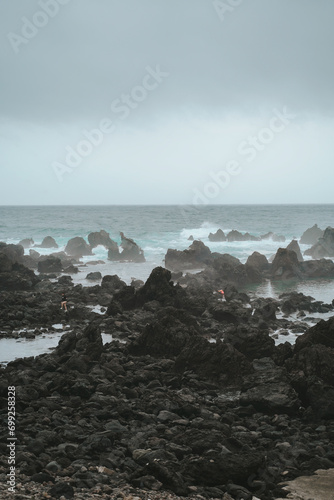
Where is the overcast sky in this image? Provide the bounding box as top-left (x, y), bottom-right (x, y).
top-left (1, 0), bottom-right (334, 205)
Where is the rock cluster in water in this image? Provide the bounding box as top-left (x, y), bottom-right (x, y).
top-left (1, 238), bottom-right (334, 499)
top-left (165, 239), bottom-right (334, 285)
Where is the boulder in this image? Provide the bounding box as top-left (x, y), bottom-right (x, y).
top-left (0, 262), bottom-right (39, 290)
top-left (246, 251), bottom-right (269, 271)
top-left (224, 325), bottom-right (275, 360)
top-left (175, 337), bottom-right (252, 385)
top-left (86, 271), bottom-right (102, 281)
top-left (211, 253), bottom-right (260, 286)
top-left (304, 227), bottom-right (334, 259)
top-left (65, 237), bottom-right (92, 257)
top-left (299, 258), bottom-right (334, 279)
top-left (88, 230), bottom-right (118, 251)
top-left (29, 249), bottom-right (40, 260)
top-left (0, 252), bottom-right (13, 273)
top-left (240, 358), bottom-right (300, 414)
top-left (208, 229), bottom-right (226, 242)
top-left (18, 238), bottom-right (34, 248)
top-left (56, 322), bottom-right (103, 360)
top-left (101, 274), bottom-right (126, 291)
top-left (38, 256), bottom-right (62, 274)
top-left (0, 242), bottom-right (24, 263)
top-left (286, 239), bottom-right (304, 262)
top-left (300, 224), bottom-right (324, 245)
top-left (165, 241), bottom-right (212, 271)
top-left (36, 236), bottom-right (58, 248)
top-left (119, 232), bottom-right (145, 262)
top-left (136, 267), bottom-right (178, 307)
top-left (128, 309), bottom-right (200, 358)
top-left (270, 248), bottom-right (302, 280)
top-left (294, 317), bottom-right (334, 352)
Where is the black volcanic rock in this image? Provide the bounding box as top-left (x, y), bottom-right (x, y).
top-left (128, 308), bottom-right (199, 358)
top-left (109, 286), bottom-right (136, 311)
top-left (38, 256), bottom-right (62, 274)
top-left (286, 318), bottom-right (334, 418)
top-left (304, 226), bottom-right (334, 259)
top-left (0, 252), bottom-right (13, 273)
top-left (294, 317), bottom-right (334, 352)
top-left (0, 242), bottom-right (24, 263)
top-left (175, 337), bottom-right (252, 386)
top-left (119, 232), bottom-right (145, 262)
top-left (101, 274), bottom-right (126, 292)
top-left (224, 325), bottom-right (275, 360)
top-left (246, 251), bottom-right (269, 271)
top-left (88, 229), bottom-right (118, 251)
top-left (208, 229), bottom-right (226, 241)
top-left (36, 236), bottom-right (58, 249)
top-left (226, 230), bottom-right (260, 242)
top-left (270, 248), bottom-right (302, 280)
top-left (0, 262), bottom-right (39, 291)
top-left (165, 240), bottom-right (212, 271)
top-left (299, 258), bottom-right (334, 278)
top-left (261, 231), bottom-right (286, 242)
top-left (286, 239), bottom-right (304, 262)
top-left (212, 253), bottom-right (260, 286)
top-left (65, 236), bottom-right (92, 257)
top-left (300, 224), bottom-right (324, 245)
top-left (240, 358), bottom-right (300, 414)
top-left (86, 271), bottom-right (102, 281)
top-left (136, 267), bottom-right (179, 307)
top-left (19, 238), bottom-right (34, 248)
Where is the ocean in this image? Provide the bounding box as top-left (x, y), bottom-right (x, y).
top-left (1, 204), bottom-right (334, 363)
top-left (1, 204), bottom-right (334, 302)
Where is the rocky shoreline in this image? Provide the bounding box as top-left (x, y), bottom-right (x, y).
top-left (1, 237), bottom-right (334, 499)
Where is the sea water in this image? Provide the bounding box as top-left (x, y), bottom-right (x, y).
top-left (0, 204), bottom-right (333, 297)
top-left (0, 204), bottom-right (333, 363)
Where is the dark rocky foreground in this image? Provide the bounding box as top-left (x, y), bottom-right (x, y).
top-left (1, 239), bottom-right (334, 499)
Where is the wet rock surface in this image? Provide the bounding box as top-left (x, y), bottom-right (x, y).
top-left (1, 253), bottom-right (334, 499)
top-left (305, 226), bottom-right (334, 259)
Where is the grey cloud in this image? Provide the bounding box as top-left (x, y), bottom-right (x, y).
top-left (1, 0), bottom-right (334, 124)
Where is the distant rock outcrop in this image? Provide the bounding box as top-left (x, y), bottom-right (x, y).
top-left (261, 232), bottom-right (286, 242)
top-left (165, 240), bottom-right (212, 271)
top-left (300, 224), bottom-right (324, 245)
top-left (36, 236), bottom-right (58, 249)
top-left (270, 247), bottom-right (334, 280)
top-left (119, 232), bottom-right (145, 262)
top-left (286, 239), bottom-right (304, 262)
top-left (208, 229), bottom-right (226, 242)
top-left (88, 230), bottom-right (118, 252)
top-left (18, 238), bottom-right (34, 248)
top-left (304, 227), bottom-right (334, 259)
top-left (65, 237), bottom-right (92, 257)
top-left (86, 271), bottom-right (102, 281)
top-left (226, 230), bottom-right (260, 242)
top-left (107, 233), bottom-right (145, 262)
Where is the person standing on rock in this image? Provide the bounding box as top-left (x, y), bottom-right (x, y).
top-left (60, 292), bottom-right (68, 312)
top-left (218, 289), bottom-right (225, 301)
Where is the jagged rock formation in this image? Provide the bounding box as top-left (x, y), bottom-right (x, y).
top-left (304, 227), bottom-right (334, 259)
top-left (300, 224), bottom-right (324, 245)
top-left (286, 239), bottom-right (304, 262)
top-left (208, 229), bottom-right (226, 241)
